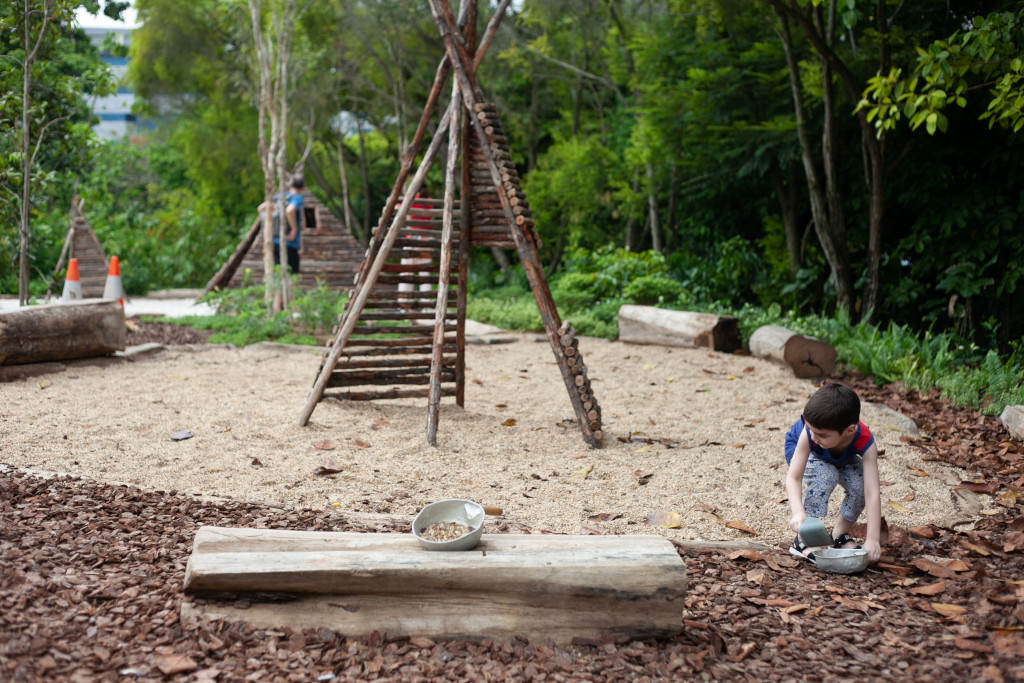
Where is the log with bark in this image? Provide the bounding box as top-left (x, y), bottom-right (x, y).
top-left (748, 324), bottom-right (837, 378)
top-left (617, 305), bottom-right (739, 352)
top-left (0, 300), bottom-right (126, 366)
top-left (182, 526), bottom-right (686, 644)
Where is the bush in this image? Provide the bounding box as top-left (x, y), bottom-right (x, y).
top-left (623, 275), bottom-right (685, 305)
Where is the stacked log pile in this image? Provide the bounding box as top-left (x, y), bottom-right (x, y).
top-left (465, 103), bottom-right (539, 251)
top-left (558, 320), bottom-right (602, 443)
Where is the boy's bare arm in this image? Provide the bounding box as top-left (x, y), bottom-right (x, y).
top-left (785, 430), bottom-right (811, 533)
top-left (285, 204), bottom-right (298, 241)
top-left (861, 444), bottom-right (883, 562)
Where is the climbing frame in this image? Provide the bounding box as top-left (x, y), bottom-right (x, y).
top-left (298, 0), bottom-right (602, 448)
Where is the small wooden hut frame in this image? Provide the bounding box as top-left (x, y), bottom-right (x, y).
top-left (51, 197), bottom-right (109, 298)
top-left (299, 0), bottom-right (602, 448)
top-left (204, 190), bottom-right (365, 294)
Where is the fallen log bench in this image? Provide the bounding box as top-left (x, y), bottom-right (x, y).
top-left (617, 305), bottom-right (739, 352)
top-left (0, 299), bottom-right (125, 366)
top-left (748, 324), bottom-right (837, 378)
top-left (182, 526), bottom-right (687, 644)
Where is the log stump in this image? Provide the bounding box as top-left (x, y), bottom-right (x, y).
top-left (617, 305), bottom-right (739, 352)
top-left (182, 526), bottom-right (687, 644)
top-left (748, 324), bottom-right (836, 378)
top-left (0, 300), bottom-right (125, 366)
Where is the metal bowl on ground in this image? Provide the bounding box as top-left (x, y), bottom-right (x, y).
top-left (413, 499), bottom-right (485, 551)
top-left (815, 547), bottom-right (870, 574)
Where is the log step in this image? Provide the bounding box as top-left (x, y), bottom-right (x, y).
top-left (182, 527), bottom-right (687, 644)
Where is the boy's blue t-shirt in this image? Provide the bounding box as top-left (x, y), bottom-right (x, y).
top-left (784, 417), bottom-right (874, 466)
top-left (271, 191), bottom-right (303, 249)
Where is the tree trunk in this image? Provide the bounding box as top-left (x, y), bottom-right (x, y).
top-left (772, 5), bottom-right (854, 314)
top-left (358, 123), bottom-right (372, 238)
top-left (337, 139), bottom-right (359, 243)
top-left (617, 305), bottom-right (740, 352)
top-left (770, 159), bottom-right (802, 276)
top-left (646, 161), bottom-right (661, 253)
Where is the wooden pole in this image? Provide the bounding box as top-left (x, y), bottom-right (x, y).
top-left (427, 84), bottom-right (462, 446)
top-left (355, 2), bottom-right (471, 286)
top-left (456, 0), bottom-right (478, 409)
top-left (298, 99), bottom-right (457, 427)
top-left (427, 0), bottom-right (600, 447)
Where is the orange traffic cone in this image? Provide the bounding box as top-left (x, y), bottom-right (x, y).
top-left (103, 256), bottom-right (124, 306)
top-left (61, 258), bottom-right (82, 301)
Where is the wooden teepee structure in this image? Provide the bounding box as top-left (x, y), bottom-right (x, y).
top-left (299, 0), bottom-right (602, 448)
top-left (51, 196), bottom-right (109, 298)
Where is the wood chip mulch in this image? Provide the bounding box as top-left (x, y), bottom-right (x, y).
top-left (2, 347), bottom-right (1022, 681)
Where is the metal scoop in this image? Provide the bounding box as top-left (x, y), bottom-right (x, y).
top-left (798, 517), bottom-right (833, 548)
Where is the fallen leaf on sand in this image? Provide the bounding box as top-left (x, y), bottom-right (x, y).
top-left (314, 461), bottom-right (342, 476)
top-left (726, 520), bottom-right (756, 535)
top-left (311, 439), bottom-right (337, 451)
top-left (888, 500), bottom-right (909, 512)
top-left (38, 379), bottom-right (51, 389)
top-left (250, 458), bottom-right (263, 468)
top-left (645, 511), bottom-right (681, 529)
top-left (371, 418), bottom-right (390, 430)
top-left (587, 512), bottom-right (622, 523)
top-left (914, 558), bottom-right (958, 578)
top-left (570, 464), bottom-right (593, 479)
top-left (502, 418), bottom-right (517, 426)
top-left (353, 438), bottom-right (371, 448)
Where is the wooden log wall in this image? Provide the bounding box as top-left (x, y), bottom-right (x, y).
top-left (227, 192), bottom-right (366, 292)
top-left (464, 104), bottom-right (540, 251)
top-left (318, 196), bottom-right (463, 404)
top-left (69, 218), bottom-right (109, 298)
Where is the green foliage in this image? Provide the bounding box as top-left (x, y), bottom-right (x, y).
top-left (622, 275), bottom-right (684, 305)
top-left (187, 269), bottom-right (348, 346)
top-left (937, 350), bottom-right (1024, 415)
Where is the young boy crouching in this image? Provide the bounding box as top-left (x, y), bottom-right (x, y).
top-left (785, 382), bottom-right (883, 563)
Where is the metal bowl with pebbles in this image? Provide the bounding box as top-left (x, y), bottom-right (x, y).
top-left (413, 499), bottom-right (485, 551)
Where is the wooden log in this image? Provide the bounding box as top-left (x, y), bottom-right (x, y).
top-left (617, 305), bottom-right (739, 352)
top-left (0, 300), bottom-right (125, 366)
top-left (327, 371), bottom-right (455, 388)
top-left (335, 356), bottom-right (455, 370)
top-left (748, 324), bottom-right (837, 378)
top-left (324, 387), bottom-right (454, 401)
top-left (182, 527), bottom-right (687, 644)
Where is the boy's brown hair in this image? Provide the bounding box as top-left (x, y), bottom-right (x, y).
top-left (803, 382), bottom-right (860, 433)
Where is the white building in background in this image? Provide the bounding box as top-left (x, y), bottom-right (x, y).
top-left (76, 7), bottom-right (141, 140)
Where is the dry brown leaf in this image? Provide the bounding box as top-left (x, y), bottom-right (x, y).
top-left (910, 580), bottom-right (947, 596)
top-left (954, 637), bottom-right (993, 654)
top-left (311, 439), bottom-right (337, 451)
top-left (156, 653), bottom-right (198, 676)
top-left (908, 525), bottom-right (936, 539)
top-left (502, 418), bottom-right (517, 426)
top-left (903, 491), bottom-right (916, 502)
top-left (783, 604), bottom-right (811, 614)
top-left (914, 558), bottom-right (958, 578)
top-left (745, 569), bottom-right (772, 587)
top-left (483, 506), bottom-right (503, 516)
top-left (586, 512), bottom-right (622, 523)
top-left (726, 549), bottom-right (764, 562)
top-left (833, 595), bottom-right (871, 613)
top-left (931, 603), bottom-right (968, 618)
top-left (888, 500), bottom-right (909, 513)
top-left (313, 461), bottom-right (342, 476)
top-left (723, 443), bottom-right (746, 449)
top-left (907, 466), bottom-right (930, 477)
top-left (726, 519), bottom-right (756, 535)
top-left (645, 511), bottom-right (681, 529)
top-left (878, 562), bottom-right (915, 577)
top-left (370, 418), bottom-right (390, 430)
top-left (353, 438), bottom-right (371, 448)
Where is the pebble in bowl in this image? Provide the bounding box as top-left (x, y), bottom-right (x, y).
top-left (815, 547), bottom-right (870, 574)
top-left (413, 499), bottom-right (485, 551)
